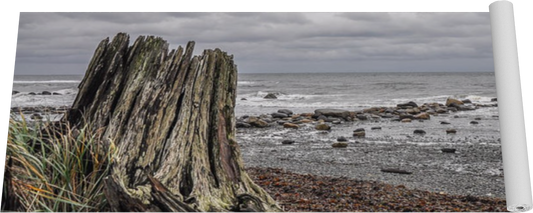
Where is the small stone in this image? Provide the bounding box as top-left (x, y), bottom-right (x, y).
top-left (440, 121), bottom-right (451, 125)
top-left (337, 136), bottom-right (348, 142)
top-left (278, 109), bottom-right (293, 116)
top-left (241, 98), bottom-right (247, 100)
top-left (413, 112), bottom-right (430, 120)
top-left (315, 123), bottom-right (331, 131)
top-left (397, 101), bottom-right (418, 109)
top-left (441, 148), bottom-right (457, 153)
top-left (331, 142), bottom-right (348, 148)
top-left (300, 119), bottom-right (313, 123)
top-left (52, 92), bottom-right (62, 95)
top-left (446, 129), bottom-right (457, 134)
top-left (283, 123), bottom-right (299, 129)
top-left (413, 129), bottom-right (426, 135)
top-left (12, 91), bottom-right (20, 95)
top-left (353, 131), bottom-right (365, 138)
top-left (281, 140), bottom-right (295, 145)
top-left (401, 118), bottom-right (412, 123)
top-left (470, 121), bottom-right (479, 125)
top-left (371, 127), bottom-right (382, 130)
top-left (474, 117), bottom-right (482, 120)
top-left (42, 91), bottom-right (52, 95)
top-left (271, 112), bottom-right (288, 118)
top-left (29, 92), bottom-right (36, 95)
top-left (491, 98), bottom-right (498, 102)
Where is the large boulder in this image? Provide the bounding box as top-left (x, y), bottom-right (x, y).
top-left (264, 93), bottom-right (278, 99)
top-left (445, 98), bottom-right (463, 107)
top-left (271, 112), bottom-right (288, 118)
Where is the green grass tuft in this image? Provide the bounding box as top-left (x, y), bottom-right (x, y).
top-left (3, 116), bottom-right (116, 212)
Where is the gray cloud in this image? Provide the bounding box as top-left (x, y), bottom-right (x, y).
top-left (14, 12), bottom-right (493, 75)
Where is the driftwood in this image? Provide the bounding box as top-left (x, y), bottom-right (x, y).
top-left (62, 33), bottom-right (281, 212)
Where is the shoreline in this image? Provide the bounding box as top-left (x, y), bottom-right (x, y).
top-left (9, 98), bottom-right (505, 201)
top-left (246, 167), bottom-right (506, 212)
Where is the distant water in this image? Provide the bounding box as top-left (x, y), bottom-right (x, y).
top-left (235, 72), bottom-right (497, 116)
top-left (11, 72), bottom-right (497, 115)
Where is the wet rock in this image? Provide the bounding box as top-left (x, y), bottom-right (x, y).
top-left (314, 109), bottom-right (351, 119)
top-left (283, 123), bottom-right (299, 129)
top-left (397, 101), bottom-right (418, 109)
top-left (353, 128), bottom-right (366, 137)
top-left (241, 98), bottom-right (247, 100)
top-left (446, 129), bottom-right (457, 134)
top-left (470, 121), bottom-right (479, 125)
top-left (413, 112), bottom-right (430, 120)
top-left (337, 136), bottom-right (348, 142)
top-left (399, 114), bottom-right (414, 120)
top-left (248, 117), bottom-right (269, 128)
top-left (300, 119), bottom-right (313, 123)
top-left (29, 92), bottom-right (36, 95)
top-left (436, 108), bottom-right (448, 114)
top-left (440, 121), bottom-right (451, 125)
top-left (236, 122), bottom-right (252, 128)
top-left (271, 112), bottom-right (288, 118)
top-left (331, 142), bottom-right (348, 148)
top-left (277, 120), bottom-right (288, 125)
top-left (332, 120), bottom-right (342, 125)
top-left (315, 123), bottom-right (331, 131)
top-left (356, 114), bottom-right (368, 120)
top-left (441, 148), bottom-right (457, 153)
top-left (401, 118), bottom-right (412, 123)
top-left (278, 109), bottom-right (293, 116)
top-left (413, 129), bottom-right (426, 135)
top-left (456, 105), bottom-right (476, 111)
top-left (282, 140), bottom-right (295, 145)
top-left (52, 92), bottom-right (62, 95)
top-left (42, 91), bottom-right (52, 95)
top-left (491, 98), bottom-right (498, 102)
top-left (446, 98), bottom-right (464, 107)
top-left (12, 91), bottom-right (20, 95)
top-left (317, 115), bottom-right (327, 121)
top-left (263, 93), bottom-right (278, 99)
top-left (474, 117), bottom-right (482, 120)
top-left (371, 127), bottom-right (382, 130)
top-left (370, 114), bottom-right (381, 120)
top-left (462, 99), bottom-right (472, 104)
top-left (381, 114), bottom-right (395, 119)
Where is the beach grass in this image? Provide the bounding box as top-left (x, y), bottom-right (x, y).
top-left (3, 116), bottom-right (116, 212)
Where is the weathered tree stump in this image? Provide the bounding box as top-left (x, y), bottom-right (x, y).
top-left (62, 33), bottom-right (281, 212)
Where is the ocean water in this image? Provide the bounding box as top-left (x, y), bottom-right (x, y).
top-left (10, 72), bottom-right (498, 114)
top-left (235, 72), bottom-right (497, 116)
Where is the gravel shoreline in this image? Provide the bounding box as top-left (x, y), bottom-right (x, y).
top-left (236, 101), bottom-right (504, 200)
top-left (246, 167), bottom-right (507, 212)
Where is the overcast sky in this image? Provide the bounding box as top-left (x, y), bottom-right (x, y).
top-left (14, 12), bottom-right (493, 75)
